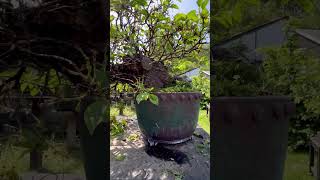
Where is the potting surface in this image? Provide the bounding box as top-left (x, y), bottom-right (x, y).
top-left (110, 117), bottom-right (210, 180)
top-left (20, 172), bottom-right (85, 180)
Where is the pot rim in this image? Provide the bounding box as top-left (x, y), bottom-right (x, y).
top-left (212, 96), bottom-right (293, 102)
top-left (153, 92), bottom-right (202, 95)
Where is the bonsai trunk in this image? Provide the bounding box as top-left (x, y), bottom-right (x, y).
top-left (30, 99), bottom-right (43, 171)
top-left (119, 106), bottom-right (124, 116)
top-left (65, 112), bottom-right (78, 150)
top-left (30, 149), bottom-right (43, 171)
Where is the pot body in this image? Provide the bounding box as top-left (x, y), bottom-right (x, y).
top-left (212, 96), bottom-right (295, 180)
top-left (78, 96), bottom-right (108, 180)
top-left (135, 92), bottom-right (202, 144)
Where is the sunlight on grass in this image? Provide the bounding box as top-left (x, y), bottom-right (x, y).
top-left (110, 105), bottom-right (135, 117)
top-left (0, 140), bottom-right (84, 176)
top-left (284, 151), bottom-right (312, 180)
top-left (198, 110), bottom-right (210, 134)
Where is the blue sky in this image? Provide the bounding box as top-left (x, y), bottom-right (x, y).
top-left (170, 0), bottom-right (210, 15)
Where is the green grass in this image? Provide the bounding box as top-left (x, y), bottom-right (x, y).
top-left (198, 110), bottom-right (210, 134)
top-left (0, 139), bottom-right (84, 176)
top-left (284, 151), bottom-right (312, 180)
top-left (110, 105), bottom-right (135, 117)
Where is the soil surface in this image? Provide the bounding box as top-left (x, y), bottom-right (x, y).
top-left (20, 172), bottom-right (85, 180)
top-left (110, 117), bottom-right (210, 180)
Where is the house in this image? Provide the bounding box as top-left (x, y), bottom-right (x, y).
top-left (294, 29), bottom-right (320, 56)
top-left (178, 68), bottom-right (210, 82)
top-left (212, 16), bottom-right (289, 63)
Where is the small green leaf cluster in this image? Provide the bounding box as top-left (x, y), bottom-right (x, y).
top-left (191, 75), bottom-right (210, 109)
top-left (110, 116), bottom-right (127, 138)
top-left (135, 81), bottom-right (159, 105)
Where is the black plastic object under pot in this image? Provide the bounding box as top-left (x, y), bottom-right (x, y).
top-left (78, 96), bottom-right (108, 180)
top-left (212, 96), bottom-right (295, 180)
top-left (135, 92), bottom-right (202, 145)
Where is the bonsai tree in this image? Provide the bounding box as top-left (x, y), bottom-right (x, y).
top-left (110, 0), bottom-right (209, 88)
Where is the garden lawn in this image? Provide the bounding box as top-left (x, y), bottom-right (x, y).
top-left (0, 140), bottom-right (84, 176)
top-left (198, 110), bottom-right (210, 134)
top-left (284, 151), bottom-right (312, 180)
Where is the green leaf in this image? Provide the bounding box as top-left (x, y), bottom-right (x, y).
top-left (115, 154), bottom-right (126, 161)
top-left (20, 83), bottom-right (28, 93)
top-left (84, 100), bottom-right (107, 135)
top-left (149, 94), bottom-right (159, 105)
top-left (200, 8), bottom-right (209, 19)
top-left (30, 87), bottom-right (39, 96)
top-left (95, 69), bottom-right (108, 88)
top-left (132, 0), bottom-right (147, 6)
top-left (171, 4), bottom-right (179, 9)
top-left (110, 15), bottom-right (115, 21)
top-left (141, 9), bottom-right (148, 16)
top-left (201, 0), bottom-right (209, 9)
top-left (136, 92), bottom-right (149, 104)
top-left (174, 13), bottom-right (186, 21)
top-left (196, 0), bottom-right (203, 7)
top-left (187, 10), bottom-right (198, 21)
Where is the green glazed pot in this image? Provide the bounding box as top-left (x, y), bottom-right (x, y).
top-left (135, 92), bottom-right (202, 145)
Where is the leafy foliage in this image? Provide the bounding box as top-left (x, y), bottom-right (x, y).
top-left (212, 61), bottom-right (263, 96)
top-left (134, 80), bottom-right (159, 105)
top-left (160, 80), bottom-right (194, 93)
top-left (262, 48), bottom-right (320, 150)
top-left (192, 75), bottom-right (210, 109)
top-left (111, 0), bottom-right (209, 63)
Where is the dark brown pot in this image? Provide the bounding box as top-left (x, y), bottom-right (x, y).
top-left (212, 96), bottom-right (295, 180)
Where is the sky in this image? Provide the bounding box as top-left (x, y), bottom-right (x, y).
top-left (170, 0), bottom-right (210, 16)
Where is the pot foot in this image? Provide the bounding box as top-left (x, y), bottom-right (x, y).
top-left (147, 139), bottom-right (158, 146)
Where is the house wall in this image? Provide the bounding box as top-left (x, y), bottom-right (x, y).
top-left (213, 18), bottom-right (288, 62)
top-left (296, 36), bottom-right (320, 57)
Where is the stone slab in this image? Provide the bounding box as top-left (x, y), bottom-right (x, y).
top-left (110, 118), bottom-right (210, 180)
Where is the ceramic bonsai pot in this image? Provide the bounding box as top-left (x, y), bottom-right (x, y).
top-left (212, 96), bottom-right (295, 180)
top-left (135, 92), bottom-right (202, 145)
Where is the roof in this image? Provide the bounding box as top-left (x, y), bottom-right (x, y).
top-left (177, 67), bottom-right (200, 77)
top-left (202, 71), bottom-right (210, 76)
top-left (295, 29), bottom-right (320, 45)
top-left (213, 16), bottom-right (289, 47)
